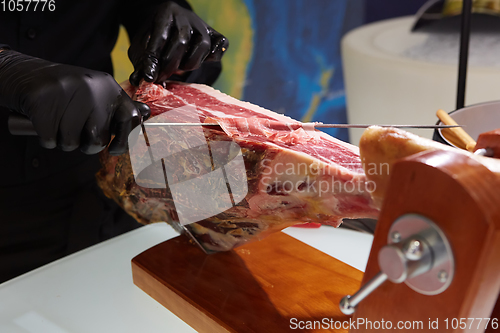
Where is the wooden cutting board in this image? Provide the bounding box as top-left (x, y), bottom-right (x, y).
top-left (132, 232), bottom-right (363, 333)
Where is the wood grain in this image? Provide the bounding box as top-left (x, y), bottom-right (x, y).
top-left (355, 150), bottom-right (500, 332)
top-left (132, 231), bottom-right (363, 333)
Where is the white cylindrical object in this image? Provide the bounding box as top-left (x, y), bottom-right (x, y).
top-left (342, 16), bottom-right (500, 145)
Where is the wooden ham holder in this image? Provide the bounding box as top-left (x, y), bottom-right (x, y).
top-left (132, 149), bottom-right (500, 332)
top-left (355, 150), bottom-right (500, 332)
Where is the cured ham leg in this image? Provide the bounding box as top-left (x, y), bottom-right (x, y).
top-left (97, 82), bottom-right (379, 252)
top-left (360, 126), bottom-right (500, 209)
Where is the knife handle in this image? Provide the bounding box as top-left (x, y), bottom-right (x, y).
top-left (8, 114), bottom-right (37, 136)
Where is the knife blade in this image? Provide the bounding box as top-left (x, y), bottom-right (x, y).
top-left (7, 113), bottom-right (461, 136)
top-left (143, 122), bottom-right (461, 129)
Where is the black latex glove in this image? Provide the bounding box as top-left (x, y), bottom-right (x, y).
top-left (128, 1), bottom-right (228, 86)
top-left (0, 50), bottom-right (151, 155)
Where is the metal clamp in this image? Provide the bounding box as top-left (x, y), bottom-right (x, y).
top-left (340, 214), bottom-right (454, 315)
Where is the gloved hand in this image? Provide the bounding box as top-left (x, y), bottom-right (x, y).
top-left (128, 1), bottom-right (228, 86)
top-left (0, 50), bottom-right (150, 155)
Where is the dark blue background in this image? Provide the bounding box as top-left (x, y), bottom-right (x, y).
top-left (239, 0), bottom-right (428, 142)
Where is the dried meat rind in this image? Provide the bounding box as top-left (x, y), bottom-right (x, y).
top-left (97, 82), bottom-right (379, 252)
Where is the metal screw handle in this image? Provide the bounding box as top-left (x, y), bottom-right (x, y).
top-left (340, 235), bottom-right (431, 315)
top-left (339, 214), bottom-right (454, 315)
top-left (340, 271), bottom-right (388, 315)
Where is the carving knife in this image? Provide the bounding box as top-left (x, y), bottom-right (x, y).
top-left (142, 123), bottom-right (461, 129)
top-left (7, 114), bottom-right (461, 136)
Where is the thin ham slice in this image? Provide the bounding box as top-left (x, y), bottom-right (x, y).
top-left (97, 82), bottom-right (379, 252)
top-left (206, 117), bottom-right (319, 146)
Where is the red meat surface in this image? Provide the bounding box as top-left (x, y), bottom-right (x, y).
top-left (97, 82), bottom-right (379, 252)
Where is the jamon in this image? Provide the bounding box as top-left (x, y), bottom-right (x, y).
top-left (97, 82), bottom-right (379, 252)
top-left (359, 126), bottom-right (500, 209)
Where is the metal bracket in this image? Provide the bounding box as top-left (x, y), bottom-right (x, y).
top-left (388, 214), bottom-right (454, 295)
top-left (340, 213), bottom-right (454, 315)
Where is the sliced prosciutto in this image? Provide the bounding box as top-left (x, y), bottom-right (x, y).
top-left (206, 117), bottom-right (320, 145)
top-left (97, 82), bottom-right (379, 252)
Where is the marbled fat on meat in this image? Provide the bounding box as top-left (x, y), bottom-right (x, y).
top-left (97, 82), bottom-right (379, 252)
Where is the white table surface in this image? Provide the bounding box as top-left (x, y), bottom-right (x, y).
top-left (0, 223), bottom-right (373, 333)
